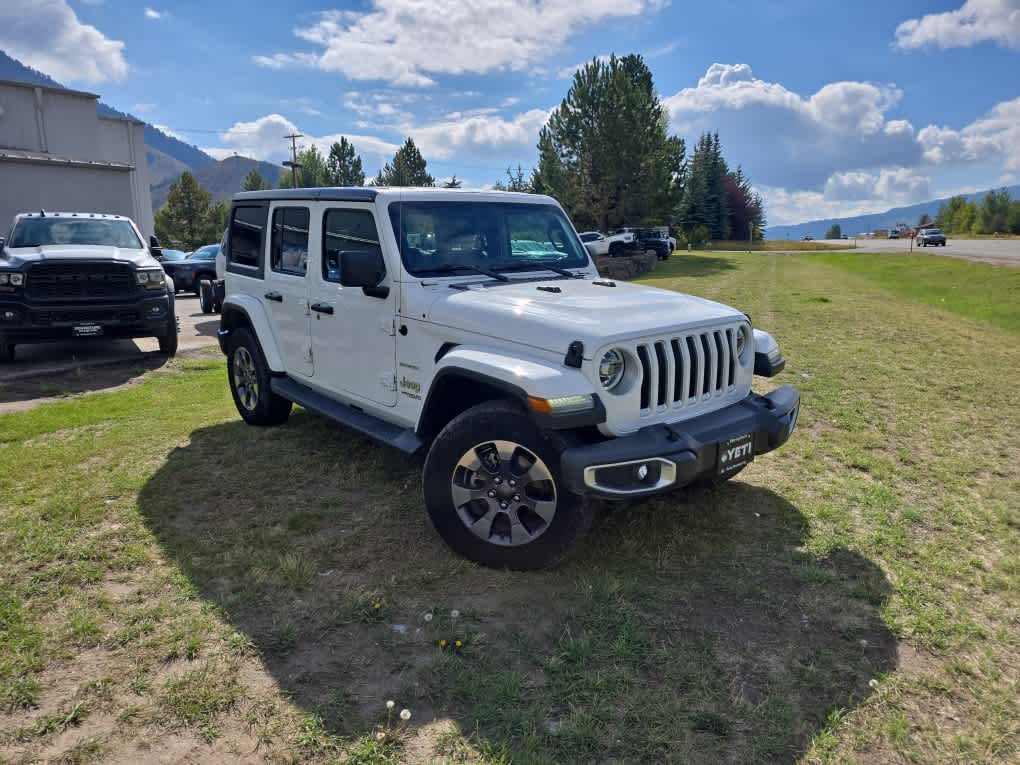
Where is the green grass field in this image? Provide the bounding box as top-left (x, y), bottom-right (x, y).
top-left (1, 252), bottom-right (1018, 763)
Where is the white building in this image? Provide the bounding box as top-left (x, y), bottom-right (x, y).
top-left (0, 79), bottom-right (153, 238)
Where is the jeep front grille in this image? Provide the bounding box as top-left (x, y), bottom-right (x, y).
top-left (635, 328), bottom-right (738, 412)
top-left (26, 263), bottom-right (137, 301)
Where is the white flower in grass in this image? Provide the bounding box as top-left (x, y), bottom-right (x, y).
top-left (400, 708), bottom-right (412, 721)
top-left (386, 699), bottom-right (395, 709)
top-left (424, 612), bottom-right (433, 622)
top-left (450, 609), bottom-right (460, 619)
top-left (376, 731), bottom-right (386, 741)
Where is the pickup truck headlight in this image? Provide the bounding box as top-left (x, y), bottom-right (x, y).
top-left (735, 324), bottom-right (752, 363)
top-left (598, 348), bottom-right (626, 390)
top-left (135, 270), bottom-right (166, 288)
top-left (0, 273), bottom-right (23, 286)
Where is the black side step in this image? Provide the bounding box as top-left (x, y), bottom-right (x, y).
top-left (271, 376), bottom-right (423, 454)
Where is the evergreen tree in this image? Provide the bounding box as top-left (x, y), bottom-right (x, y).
top-left (376, 138), bottom-right (434, 186)
top-left (243, 169), bottom-right (269, 192)
top-left (975, 188), bottom-right (1011, 234)
top-left (153, 172), bottom-right (214, 250)
top-left (825, 223), bottom-right (842, 240)
top-left (443, 175), bottom-right (462, 188)
top-left (534, 54), bottom-right (682, 231)
top-left (326, 138), bottom-right (365, 186)
top-left (917, 212), bottom-right (932, 227)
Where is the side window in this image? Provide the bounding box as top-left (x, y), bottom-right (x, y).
top-left (322, 208), bottom-right (382, 284)
top-left (228, 204), bottom-right (267, 272)
top-left (270, 206), bottom-right (310, 276)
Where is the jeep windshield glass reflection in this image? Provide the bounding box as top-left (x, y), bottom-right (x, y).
top-left (9, 218), bottom-right (143, 249)
top-left (389, 202), bottom-right (589, 277)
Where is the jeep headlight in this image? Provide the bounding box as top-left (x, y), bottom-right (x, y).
top-left (735, 324), bottom-right (752, 363)
top-left (598, 348), bottom-right (626, 390)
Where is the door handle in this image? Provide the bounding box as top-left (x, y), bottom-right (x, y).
top-left (310, 302), bottom-right (334, 315)
top-left (264, 291), bottom-right (283, 302)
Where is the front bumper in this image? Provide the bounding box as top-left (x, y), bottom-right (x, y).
top-left (0, 294), bottom-right (171, 344)
top-left (561, 386), bottom-right (800, 498)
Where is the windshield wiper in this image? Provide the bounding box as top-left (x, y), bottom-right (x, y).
top-left (493, 261), bottom-right (582, 278)
top-left (421, 264), bottom-right (509, 282)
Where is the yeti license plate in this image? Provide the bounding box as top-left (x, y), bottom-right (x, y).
top-left (717, 433), bottom-right (754, 476)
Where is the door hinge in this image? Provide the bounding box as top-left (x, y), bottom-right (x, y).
top-left (381, 374), bottom-right (397, 391)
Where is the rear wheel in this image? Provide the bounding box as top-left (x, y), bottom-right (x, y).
top-left (609, 242), bottom-right (624, 258)
top-left (0, 343), bottom-right (14, 363)
top-left (423, 400), bottom-right (594, 570)
top-left (198, 280), bottom-right (213, 314)
top-left (227, 327), bottom-right (292, 426)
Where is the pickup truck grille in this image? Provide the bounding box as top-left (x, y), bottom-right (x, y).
top-left (26, 263), bottom-right (136, 301)
top-left (635, 328), bottom-right (739, 412)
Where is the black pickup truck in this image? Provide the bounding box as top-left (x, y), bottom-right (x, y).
top-left (0, 212), bottom-right (177, 363)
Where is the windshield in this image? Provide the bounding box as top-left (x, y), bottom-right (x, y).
top-left (925, 228), bottom-right (942, 235)
top-left (9, 218), bottom-right (143, 248)
top-left (160, 249), bottom-right (187, 261)
top-left (389, 202), bottom-right (590, 277)
top-left (189, 245), bottom-right (219, 260)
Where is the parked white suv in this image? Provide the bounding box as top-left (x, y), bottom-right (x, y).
top-left (577, 230), bottom-right (637, 258)
top-left (218, 188), bottom-right (798, 569)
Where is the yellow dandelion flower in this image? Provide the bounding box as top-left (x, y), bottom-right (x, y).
top-left (439, 639), bottom-right (447, 648)
top-left (373, 602), bottom-right (381, 609)
top-left (455, 639), bottom-right (463, 648)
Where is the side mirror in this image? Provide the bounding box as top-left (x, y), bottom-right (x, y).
top-left (149, 235), bottom-right (163, 260)
top-left (339, 249), bottom-right (388, 298)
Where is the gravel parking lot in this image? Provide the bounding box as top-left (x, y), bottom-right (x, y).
top-left (0, 294), bottom-right (219, 383)
top-left (818, 237), bottom-right (1020, 267)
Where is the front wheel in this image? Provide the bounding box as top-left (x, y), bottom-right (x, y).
top-left (198, 280), bottom-right (213, 314)
top-left (157, 300), bottom-right (178, 356)
top-left (423, 400), bottom-right (594, 570)
top-left (608, 243), bottom-right (624, 258)
top-left (227, 327), bottom-right (292, 426)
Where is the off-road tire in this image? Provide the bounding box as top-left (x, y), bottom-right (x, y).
top-left (0, 343), bottom-right (14, 363)
top-left (227, 327), bottom-right (292, 426)
top-left (609, 242), bottom-right (624, 258)
top-left (198, 280), bottom-right (213, 314)
top-left (157, 296), bottom-right (178, 356)
top-left (423, 399), bottom-right (594, 570)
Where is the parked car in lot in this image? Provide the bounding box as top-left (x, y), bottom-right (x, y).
top-left (916, 227), bottom-right (946, 247)
top-left (578, 230), bottom-right (638, 258)
top-left (632, 228), bottom-right (671, 260)
top-left (887, 230), bottom-right (900, 239)
top-left (802, 235), bottom-right (814, 241)
top-left (218, 188), bottom-right (799, 569)
top-left (0, 212), bottom-right (177, 362)
top-left (157, 248), bottom-right (188, 264)
top-left (162, 244), bottom-right (219, 293)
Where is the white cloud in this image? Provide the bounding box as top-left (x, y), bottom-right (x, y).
top-left (919, 97), bottom-right (1020, 170)
top-left (0, 0), bottom-right (127, 84)
top-left (410, 108), bottom-right (550, 160)
top-left (144, 8), bottom-right (164, 20)
top-left (132, 103), bottom-right (156, 113)
top-left (257, 0), bottom-right (663, 86)
top-left (664, 63), bottom-right (921, 190)
top-left (894, 0), bottom-right (1020, 50)
top-left (153, 123), bottom-right (183, 140)
top-left (210, 113), bottom-right (400, 164)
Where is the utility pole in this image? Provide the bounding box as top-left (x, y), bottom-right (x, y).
top-left (283, 133), bottom-right (303, 189)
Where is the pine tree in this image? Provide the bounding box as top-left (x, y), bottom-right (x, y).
top-left (243, 169), bottom-right (269, 192)
top-left (153, 172), bottom-right (214, 250)
top-left (376, 138), bottom-right (434, 186)
top-left (443, 175), bottom-right (462, 188)
top-left (534, 54), bottom-right (682, 231)
top-left (326, 138), bottom-right (365, 186)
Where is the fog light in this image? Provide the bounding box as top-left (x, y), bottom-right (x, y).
top-left (2, 309), bottom-right (17, 322)
top-left (146, 303), bottom-right (165, 317)
top-left (636, 464), bottom-right (649, 480)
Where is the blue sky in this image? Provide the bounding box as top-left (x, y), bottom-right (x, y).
top-left (1, 0), bottom-right (1018, 224)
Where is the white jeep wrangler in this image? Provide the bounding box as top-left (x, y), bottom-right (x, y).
top-left (218, 188), bottom-right (799, 569)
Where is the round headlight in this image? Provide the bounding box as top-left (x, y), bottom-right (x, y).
top-left (598, 348), bottom-right (626, 390)
top-left (736, 324), bottom-right (752, 363)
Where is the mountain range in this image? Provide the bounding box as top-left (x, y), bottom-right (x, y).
top-left (0, 51), bottom-right (284, 208)
top-left (768, 185), bottom-right (1020, 240)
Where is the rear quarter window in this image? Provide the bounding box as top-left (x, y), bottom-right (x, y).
top-left (227, 204), bottom-right (268, 278)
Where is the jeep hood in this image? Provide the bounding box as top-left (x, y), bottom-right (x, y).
top-left (417, 277), bottom-right (745, 357)
top-left (2, 245), bottom-right (155, 269)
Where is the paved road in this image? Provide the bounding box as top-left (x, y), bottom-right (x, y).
top-left (0, 294), bottom-right (219, 382)
top-left (815, 237), bottom-right (1020, 267)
